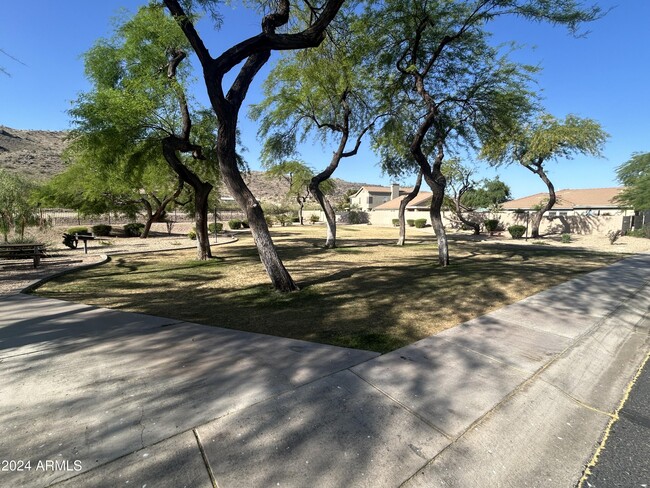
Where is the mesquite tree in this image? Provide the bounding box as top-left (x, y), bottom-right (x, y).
top-left (251, 14), bottom-right (382, 248)
top-left (164, 0), bottom-right (347, 290)
top-left (369, 0), bottom-right (600, 265)
top-left (69, 5), bottom-right (218, 257)
top-left (482, 113), bottom-right (607, 237)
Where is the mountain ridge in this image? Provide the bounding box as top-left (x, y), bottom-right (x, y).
top-left (0, 125), bottom-right (371, 204)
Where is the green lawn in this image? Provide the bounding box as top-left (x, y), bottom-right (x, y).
top-left (35, 226), bottom-right (625, 352)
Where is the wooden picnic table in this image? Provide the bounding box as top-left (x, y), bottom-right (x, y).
top-left (0, 243), bottom-right (48, 268)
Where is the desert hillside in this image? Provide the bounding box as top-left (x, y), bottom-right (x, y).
top-left (0, 125), bottom-right (368, 204)
top-left (0, 126), bottom-right (68, 180)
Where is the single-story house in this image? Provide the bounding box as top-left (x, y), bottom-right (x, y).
top-left (369, 191), bottom-right (437, 226)
top-left (501, 187), bottom-right (629, 216)
top-left (350, 184), bottom-right (415, 211)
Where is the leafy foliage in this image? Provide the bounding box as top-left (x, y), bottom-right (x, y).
top-left (616, 152), bottom-right (650, 210)
top-left (508, 225), bottom-right (526, 239)
top-left (0, 169), bottom-right (39, 241)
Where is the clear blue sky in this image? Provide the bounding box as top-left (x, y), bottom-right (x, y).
top-left (1, 1), bottom-right (648, 199)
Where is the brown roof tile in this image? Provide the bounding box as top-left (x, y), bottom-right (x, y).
top-left (373, 192), bottom-right (433, 210)
top-left (502, 187), bottom-right (625, 210)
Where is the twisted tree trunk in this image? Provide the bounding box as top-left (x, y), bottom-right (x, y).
top-left (526, 162), bottom-right (556, 239)
top-left (397, 170), bottom-right (422, 246)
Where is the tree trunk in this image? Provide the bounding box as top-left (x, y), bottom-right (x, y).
top-left (141, 199), bottom-right (154, 239)
top-left (218, 121), bottom-right (298, 292)
top-left (452, 205), bottom-right (480, 235)
top-left (194, 183), bottom-right (213, 260)
top-left (527, 164), bottom-right (557, 239)
top-left (310, 183), bottom-right (337, 248)
top-left (297, 196), bottom-right (305, 225)
top-left (397, 170), bottom-right (423, 246)
top-left (424, 172), bottom-right (449, 266)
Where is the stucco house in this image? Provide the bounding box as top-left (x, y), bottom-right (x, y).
top-left (369, 191), bottom-right (438, 226)
top-left (501, 188), bottom-right (629, 216)
top-left (349, 184), bottom-right (414, 211)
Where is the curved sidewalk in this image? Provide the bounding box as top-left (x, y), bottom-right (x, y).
top-left (0, 253), bottom-right (648, 487)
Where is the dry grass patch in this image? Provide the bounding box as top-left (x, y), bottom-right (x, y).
top-left (35, 225), bottom-right (626, 352)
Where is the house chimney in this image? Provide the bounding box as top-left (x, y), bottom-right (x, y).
top-left (391, 183), bottom-right (400, 200)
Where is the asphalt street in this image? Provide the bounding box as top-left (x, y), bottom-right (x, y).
top-left (582, 345), bottom-right (650, 488)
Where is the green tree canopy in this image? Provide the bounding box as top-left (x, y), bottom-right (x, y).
top-left (0, 169), bottom-right (39, 241)
top-left (616, 152), bottom-right (650, 210)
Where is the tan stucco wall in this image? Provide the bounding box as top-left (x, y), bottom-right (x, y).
top-left (369, 209), bottom-right (626, 236)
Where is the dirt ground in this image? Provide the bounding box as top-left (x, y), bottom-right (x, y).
top-left (1, 222), bottom-right (648, 297)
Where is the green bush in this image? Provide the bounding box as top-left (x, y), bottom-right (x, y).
top-left (484, 219), bottom-right (499, 233)
top-left (392, 218), bottom-right (400, 227)
top-left (561, 233), bottom-right (571, 243)
top-left (67, 226), bottom-right (90, 236)
top-left (627, 226), bottom-right (650, 239)
top-left (508, 225), bottom-right (526, 239)
top-left (208, 222), bottom-right (223, 233)
top-left (276, 214), bottom-right (290, 226)
top-left (291, 217), bottom-right (300, 223)
top-left (91, 224), bottom-right (112, 236)
top-left (228, 219), bottom-right (242, 230)
top-left (188, 229), bottom-right (197, 240)
top-left (123, 222), bottom-right (145, 237)
top-left (407, 219), bottom-right (415, 227)
top-left (265, 216), bottom-right (274, 227)
top-left (310, 214), bottom-right (320, 223)
top-left (414, 218), bottom-right (427, 228)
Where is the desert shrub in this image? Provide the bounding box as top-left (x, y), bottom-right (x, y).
top-left (228, 219), bottom-right (242, 230)
top-left (123, 222), bottom-right (145, 237)
top-left (292, 217), bottom-right (300, 223)
top-left (67, 226), bottom-right (90, 235)
top-left (508, 225), bottom-right (526, 239)
top-left (208, 223), bottom-right (223, 233)
top-left (484, 219), bottom-right (499, 233)
top-left (392, 218), bottom-right (399, 227)
top-left (188, 229), bottom-right (197, 240)
top-left (407, 219), bottom-right (415, 227)
top-left (561, 233), bottom-right (571, 243)
top-left (627, 226), bottom-right (650, 239)
top-left (414, 218), bottom-right (427, 228)
top-left (91, 224), bottom-right (112, 236)
top-left (8, 236), bottom-right (37, 244)
top-left (276, 214), bottom-right (291, 226)
top-left (310, 214), bottom-right (320, 223)
top-left (265, 216), bottom-right (274, 227)
top-left (607, 229), bottom-right (623, 244)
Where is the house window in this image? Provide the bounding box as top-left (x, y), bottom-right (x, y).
top-left (548, 211), bottom-right (556, 217)
top-left (368, 196), bottom-right (373, 204)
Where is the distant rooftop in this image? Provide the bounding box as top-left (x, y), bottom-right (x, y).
top-left (502, 188), bottom-right (625, 210)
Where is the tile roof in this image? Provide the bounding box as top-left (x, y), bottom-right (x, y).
top-left (373, 192), bottom-right (433, 210)
top-left (502, 187), bottom-right (625, 210)
top-left (353, 185), bottom-right (415, 195)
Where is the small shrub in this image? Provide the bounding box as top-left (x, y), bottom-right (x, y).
top-left (265, 216), bottom-right (274, 227)
top-left (561, 233), bottom-right (572, 243)
top-left (228, 219), bottom-right (242, 230)
top-left (208, 222), bottom-right (223, 233)
top-left (484, 219), bottom-right (499, 233)
top-left (508, 225), bottom-right (526, 239)
top-left (123, 222), bottom-right (145, 237)
top-left (513, 208), bottom-right (525, 214)
top-left (310, 214), bottom-right (320, 223)
top-left (67, 226), bottom-right (90, 236)
top-left (414, 218), bottom-right (427, 228)
top-left (392, 218), bottom-right (400, 227)
top-left (627, 226), bottom-right (650, 239)
top-left (188, 230), bottom-right (197, 240)
top-left (8, 236), bottom-right (37, 244)
top-left (276, 214), bottom-right (290, 226)
top-left (291, 217), bottom-right (300, 223)
top-left (607, 229), bottom-right (622, 244)
top-left (91, 224), bottom-right (112, 236)
top-left (407, 219), bottom-right (415, 227)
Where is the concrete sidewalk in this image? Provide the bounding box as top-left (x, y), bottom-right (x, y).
top-left (1, 254), bottom-right (648, 488)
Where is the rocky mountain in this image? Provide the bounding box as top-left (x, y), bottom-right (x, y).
top-left (0, 126), bottom-right (68, 180)
top-left (0, 125), bottom-right (368, 204)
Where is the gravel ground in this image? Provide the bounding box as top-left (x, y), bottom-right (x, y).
top-left (1, 223), bottom-right (648, 297)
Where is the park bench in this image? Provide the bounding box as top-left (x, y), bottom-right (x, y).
top-left (0, 243), bottom-right (48, 268)
top-left (62, 233), bottom-right (106, 254)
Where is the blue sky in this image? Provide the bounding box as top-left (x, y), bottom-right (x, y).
top-left (1, 1), bottom-right (648, 199)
